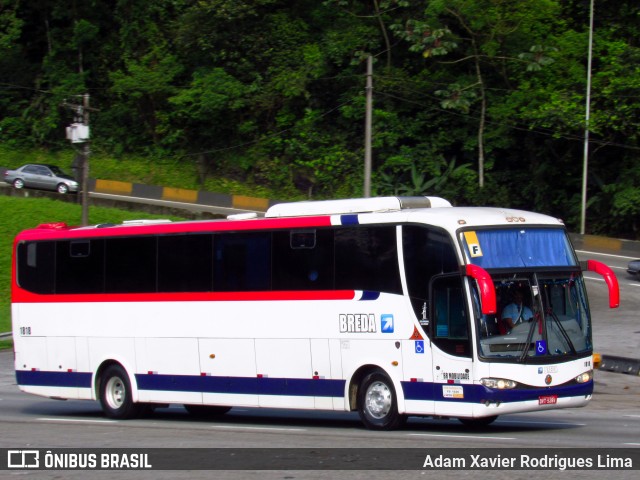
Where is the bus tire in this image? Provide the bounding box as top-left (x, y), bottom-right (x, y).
top-left (183, 404), bottom-right (231, 418)
top-left (99, 364), bottom-right (142, 419)
top-left (458, 415), bottom-right (498, 427)
top-left (357, 370), bottom-right (406, 430)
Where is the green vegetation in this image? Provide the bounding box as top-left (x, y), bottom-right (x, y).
top-left (1, 1), bottom-right (639, 238)
top-left (0, 196), bottom-right (185, 335)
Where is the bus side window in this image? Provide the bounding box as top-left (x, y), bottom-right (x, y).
top-left (56, 239), bottom-right (105, 294)
top-left (272, 229), bottom-right (334, 291)
top-left (105, 237), bottom-right (157, 293)
top-left (17, 241), bottom-right (55, 294)
top-left (334, 226), bottom-right (402, 294)
top-left (213, 232), bottom-right (271, 292)
top-left (158, 234), bottom-right (213, 292)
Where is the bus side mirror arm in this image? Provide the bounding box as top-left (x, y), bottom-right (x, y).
top-left (464, 264), bottom-right (497, 315)
top-left (584, 260), bottom-right (620, 308)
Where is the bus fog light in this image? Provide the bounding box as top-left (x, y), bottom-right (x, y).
top-left (575, 371), bottom-right (593, 383)
top-left (481, 378), bottom-right (517, 389)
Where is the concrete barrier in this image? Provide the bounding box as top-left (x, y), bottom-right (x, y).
top-left (91, 178), bottom-right (279, 213)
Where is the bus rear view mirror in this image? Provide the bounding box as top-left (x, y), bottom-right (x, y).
top-left (584, 260), bottom-right (620, 308)
top-left (464, 264), bottom-right (497, 315)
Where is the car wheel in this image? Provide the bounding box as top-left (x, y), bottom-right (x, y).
top-left (57, 183), bottom-right (69, 194)
top-left (13, 179), bottom-right (25, 189)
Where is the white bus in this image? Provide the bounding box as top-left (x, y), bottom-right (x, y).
top-left (11, 196), bottom-right (619, 429)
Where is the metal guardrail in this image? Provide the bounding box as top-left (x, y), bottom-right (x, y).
top-left (599, 355), bottom-right (640, 376)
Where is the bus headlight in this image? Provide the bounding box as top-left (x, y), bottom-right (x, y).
top-left (481, 378), bottom-right (517, 389)
top-left (575, 371), bottom-right (593, 383)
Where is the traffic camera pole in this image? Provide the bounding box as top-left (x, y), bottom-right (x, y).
top-left (81, 93), bottom-right (90, 227)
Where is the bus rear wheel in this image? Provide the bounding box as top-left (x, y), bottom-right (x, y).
top-left (99, 364), bottom-right (142, 419)
top-left (357, 370), bottom-right (406, 430)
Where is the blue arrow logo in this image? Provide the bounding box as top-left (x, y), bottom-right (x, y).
top-left (381, 314), bottom-right (394, 333)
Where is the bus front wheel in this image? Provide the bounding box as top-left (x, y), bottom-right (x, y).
top-left (99, 364), bottom-right (142, 419)
top-left (357, 370), bottom-right (406, 430)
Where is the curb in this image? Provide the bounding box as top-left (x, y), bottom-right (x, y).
top-left (90, 179), bottom-right (279, 213)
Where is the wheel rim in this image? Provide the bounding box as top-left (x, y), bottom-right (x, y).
top-left (364, 381), bottom-right (392, 419)
top-left (104, 376), bottom-right (126, 410)
top-left (58, 184), bottom-right (68, 194)
top-left (14, 179), bottom-right (24, 189)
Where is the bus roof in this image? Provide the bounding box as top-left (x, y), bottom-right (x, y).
top-left (265, 196), bottom-right (452, 217)
top-left (14, 198), bottom-right (564, 242)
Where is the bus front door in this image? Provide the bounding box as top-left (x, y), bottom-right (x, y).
top-left (430, 275), bottom-right (474, 417)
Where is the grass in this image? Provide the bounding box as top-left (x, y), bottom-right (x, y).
top-left (0, 195), bottom-right (185, 336)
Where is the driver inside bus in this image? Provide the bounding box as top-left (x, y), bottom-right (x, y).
top-left (501, 289), bottom-right (533, 331)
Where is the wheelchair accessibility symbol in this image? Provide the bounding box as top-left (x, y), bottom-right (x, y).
top-left (535, 340), bottom-right (547, 355)
top-left (415, 340), bottom-right (424, 354)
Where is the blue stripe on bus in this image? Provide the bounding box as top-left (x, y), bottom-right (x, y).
top-left (340, 214), bottom-right (359, 225)
top-left (16, 370), bottom-right (346, 397)
top-left (135, 374), bottom-right (346, 398)
top-left (401, 381), bottom-right (593, 403)
top-left (15, 370), bottom-right (593, 405)
top-left (359, 291), bottom-right (380, 301)
top-left (16, 370), bottom-right (92, 388)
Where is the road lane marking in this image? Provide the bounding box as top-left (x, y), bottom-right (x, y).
top-left (210, 425), bottom-right (306, 432)
top-left (408, 433), bottom-right (515, 440)
top-left (575, 250), bottom-right (636, 261)
top-left (38, 418), bottom-right (118, 424)
top-left (497, 420), bottom-right (586, 427)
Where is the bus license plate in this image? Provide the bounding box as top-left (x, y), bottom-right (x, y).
top-left (538, 395), bottom-right (558, 405)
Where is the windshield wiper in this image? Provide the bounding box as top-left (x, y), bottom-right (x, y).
top-left (519, 313), bottom-right (539, 363)
top-left (547, 309), bottom-right (577, 355)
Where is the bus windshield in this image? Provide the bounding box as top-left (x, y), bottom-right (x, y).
top-left (462, 227), bottom-right (577, 269)
top-left (463, 227), bottom-right (591, 361)
top-left (474, 274), bottom-right (592, 360)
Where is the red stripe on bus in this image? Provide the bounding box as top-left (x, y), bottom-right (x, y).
top-left (14, 216), bottom-right (334, 241)
top-left (11, 289), bottom-right (357, 303)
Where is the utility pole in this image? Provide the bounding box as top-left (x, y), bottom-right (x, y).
top-left (64, 93), bottom-right (92, 226)
top-left (81, 93), bottom-right (90, 226)
top-left (580, 0), bottom-right (595, 235)
top-left (363, 55), bottom-right (373, 198)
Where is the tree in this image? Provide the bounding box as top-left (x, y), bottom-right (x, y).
top-left (392, 0), bottom-right (561, 187)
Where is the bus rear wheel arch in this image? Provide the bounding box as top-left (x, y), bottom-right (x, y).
top-left (98, 363), bottom-right (143, 419)
top-left (356, 369), bottom-right (406, 430)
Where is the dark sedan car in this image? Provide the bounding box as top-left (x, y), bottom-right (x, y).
top-left (628, 259), bottom-right (640, 278)
top-left (4, 164), bottom-right (79, 194)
